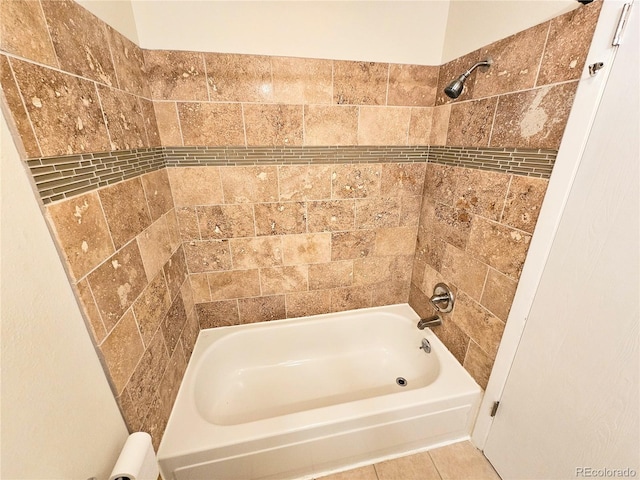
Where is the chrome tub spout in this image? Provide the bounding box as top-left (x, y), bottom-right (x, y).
top-left (417, 315), bottom-right (442, 330)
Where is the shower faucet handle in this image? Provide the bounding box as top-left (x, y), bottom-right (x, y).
top-left (429, 283), bottom-right (455, 313)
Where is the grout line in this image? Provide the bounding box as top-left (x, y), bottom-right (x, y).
top-left (486, 96), bottom-right (500, 147)
top-left (94, 82), bottom-right (115, 150)
top-left (385, 63), bottom-right (391, 106)
top-left (85, 279), bottom-right (109, 342)
top-left (95, 185), bottom-right (118, 253)
top-left (481, 267), bottom-right (512, 321)
top-left (38, 0), bottom-right (61, 70)
top-left (534, 21), bottom-right (553, 88)
top-left (274, 162), bottom-right (282, 204)
top-left (103, 22), bottom-right (121, 91)
top-left (302, 103), bottom-right (306, 146)
top-left (460, 337), bottom-right (473, 368)
top-left (137, 96), bottom-right (152, 147)
top-left (478, 265), bottom-right (491, 305)
top-left (6, 56), bottom-right (44, 157)
top-left (138, 171), bottom-right (155, 226)
top-left (372, 463), bottom-right (381, 479)
top-left (136, 236), bottom-right (154, 284)
top-left (330, 60), bottom-right (335, 104)
top-left (213, 165), bottom-right (226, 205)
top-left (499, 175), bottom-right (514, 224)
top-left (428, 449), bottom-right (446, 480)
top-left (1, 50), bottom-right (154, 102)
top-left (202, 53), bottom-right (211, 102)
top-left (437, 77), bottom-right (579, 107)
top-left (112, 310), bottom-right (151, 393)
top-left (356, 106), bottom-right (361, 145)
top-left (406, 107), bottom-right (412, 146)
top-left (129, 305), bottom-right (147, 349)
top-left (257, 267), bottom-right (265, 297)
top-left (174, 101), bottom-right (185, 147)
top-left (241, 103), bottom-right (248, 147)
top-left (472, 209), bottom-right (533, 238)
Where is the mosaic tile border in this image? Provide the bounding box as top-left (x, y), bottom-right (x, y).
top-left (429, 146), bottom-right (557, 178)
top-left (27, 148), bottom-right (165, 204)
top-left (28, 145), bottom-right (557, 203)
top-left (163, 146), bottom-right (430, 166)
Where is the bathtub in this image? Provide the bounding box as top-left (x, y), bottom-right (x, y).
top-left (158, 304), bottom-right (482, 480)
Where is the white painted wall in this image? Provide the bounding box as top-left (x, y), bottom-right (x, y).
top-left (76, 0), bottom-right (585, 65)
top-left (129, 1), bottom-right (450, 64)
top-left (76, 0), bottom-right (139, 43)
top-left (0, 108), bottom-right (129, 480)
top-left (442, 0), bottom-right (578, 62)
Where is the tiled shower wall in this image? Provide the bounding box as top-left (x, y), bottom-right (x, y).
top-left (0, 0), bottom-right (159, 158)
top-left (172, 163), bottom-right (424, 326)
top-left (45, 171), bottom-right (197, 445)
top-left (0, 0), bottom-right (601, 446)
top-left (148, 53), bottom-right (439, 147)
top-left (407, 1), bottom-right (602, 389)
top-left (0, 0), bottom-right (182, 447)
top-left (409, 165), bottom-right (548, 388)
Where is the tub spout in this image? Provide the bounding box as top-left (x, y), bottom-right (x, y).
top-left (417, 315), bottom-right (442, 329)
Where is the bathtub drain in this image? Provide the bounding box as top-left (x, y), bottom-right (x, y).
top-left (396, 377), bottom-right (407, 387)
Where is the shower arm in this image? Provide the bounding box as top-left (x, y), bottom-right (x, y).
top-left (444, 58), bottom-right (493, 99)
top-left (459, 60), bottom-right (492, 81)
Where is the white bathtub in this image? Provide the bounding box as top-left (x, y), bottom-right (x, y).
top-left (158, 304), bottom-right (482, 480)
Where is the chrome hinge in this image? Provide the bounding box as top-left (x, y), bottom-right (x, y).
top-left (490, 401), bottom-right (500, 417)
top-left (612, 3), bottom-right (632, 46)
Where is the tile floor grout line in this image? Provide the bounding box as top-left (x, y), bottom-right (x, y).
top-left (428, 449), bottom-right (446, 480)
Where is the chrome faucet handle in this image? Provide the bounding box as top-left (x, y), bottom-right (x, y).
top-left (430, 293), bottom-right (450, 303)
top-left (429, 283), bottom-right (455, 313)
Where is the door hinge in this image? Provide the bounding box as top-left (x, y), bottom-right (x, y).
top-left (490, 401), bottom-right (500, 417)
top-left (612, 3), bottom-right (632, 46)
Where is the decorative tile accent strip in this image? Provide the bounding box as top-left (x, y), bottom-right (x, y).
top-left (28, 145), bottom-right (558, 203)
top-left (428, 146), bottom-right (557, 178)
top-left (162, 146), bottom-right (430, 166)
top-left (27, 148), bottom-right (165, 204)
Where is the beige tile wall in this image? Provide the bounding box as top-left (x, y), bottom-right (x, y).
top-left (1, 0), bottom-right (601, 157)
top-left (431, 2), bottom-right (601, 149)
top-left (146, 52), bottom-right (439, 147)
top-left (408, 163), bottom-right (549, 388)
top-left (171, 163), bottom-right (425, 326)
top-left (45, 169), bottom-right (196, 448)
top-left (145, 0), bottom-right (600, 152)
top-left (406, 1), bottom-right (602, 388)
top-left (0, 0), bottom-right (602, 448)
top-left (0, 0), bottom-right (159, 158)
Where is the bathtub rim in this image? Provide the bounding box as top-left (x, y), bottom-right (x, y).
top-left (158, 303), bottom-right (482, 467)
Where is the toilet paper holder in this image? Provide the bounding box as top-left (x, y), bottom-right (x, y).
top-left (109, 432), bottom-right (159, 480)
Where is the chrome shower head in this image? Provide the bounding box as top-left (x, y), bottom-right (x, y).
top-left (444, 59), bottom-right (492, 99)
top-left (444, 74), bottom-right (468, 99)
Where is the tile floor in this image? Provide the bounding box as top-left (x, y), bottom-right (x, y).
top-left (316, 441), bottom-right (501, 480)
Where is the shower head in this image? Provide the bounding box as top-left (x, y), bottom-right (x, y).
top-left (444, 59), bottom-right (492, 99)
top-left (444, 74), bottom-right (468, 99)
